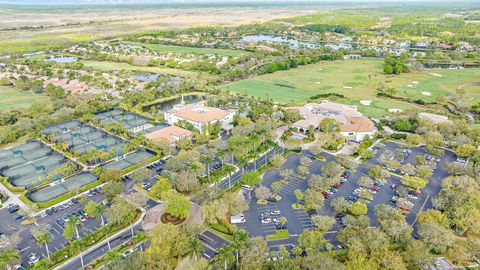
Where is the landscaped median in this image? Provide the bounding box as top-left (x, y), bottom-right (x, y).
top-left (266, 229), bottom-right (290, 241)
top-left (85, 232), bottom-right (147, 270)
top-left (35, 209), bottom-right (143, 270)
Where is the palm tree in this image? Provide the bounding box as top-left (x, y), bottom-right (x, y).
top-left (37, 233), bottom-right (53, 261)
top-left (250, 132), bottom-right (259, 170)
top-left (200, 155), bottom-right (214, 183)
top-left (223, 165), bottom-right (236, 189)
top-left (0, 249), bottom-right (20, 270)
top-left (215, 246), bottom-right (234, 270)
top-left (71, 240), bottom-right (85, 269)
top-left (187, 238), bottom-right (204, 261)
top-left (232, 229), bottom-right (249, 264)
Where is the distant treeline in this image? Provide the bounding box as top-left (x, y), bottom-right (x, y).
top-left (296, 24), bottom-right (351, 34)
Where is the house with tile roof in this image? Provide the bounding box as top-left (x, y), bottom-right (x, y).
top-left (164, 101), bottom-right (235, 134)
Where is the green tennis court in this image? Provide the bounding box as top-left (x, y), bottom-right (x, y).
top-left (28, 172), bottom-right (98, 203)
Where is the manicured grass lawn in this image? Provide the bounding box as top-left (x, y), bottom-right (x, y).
top-left (0, 86), bottom-right (49, 111)
top-left (129, 42), bottom-right (252, 57)
top-left (220, 58), bottom-right (480, 116)
top-left (81, 60), bottom-right (198, 78)
top-left (266, 229), bottom-right (290, 240)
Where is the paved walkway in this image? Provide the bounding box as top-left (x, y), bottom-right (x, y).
top-left (0, 182), bottom-right (33, 215)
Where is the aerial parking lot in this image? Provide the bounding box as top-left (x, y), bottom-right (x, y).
top-left (235, 140), bottom-right (456, 248)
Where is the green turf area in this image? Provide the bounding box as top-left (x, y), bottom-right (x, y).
top-left (266, 229), bottom-right (290, 240)
top-left (219, 58), bottom-right (480, 117)
top-left (0, 86), bottom-right (49, 111)
top-left (81, 60), bottom-right (198, 78)
top-left (130, 42), bottom-right (252, 57)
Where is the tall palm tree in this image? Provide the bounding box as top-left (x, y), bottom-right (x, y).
top-left (200, 155), bottom-right (214, 183)
top-left (187, 238), bottom-right (204, 261)
top-left (36, 233), bottom-right (53, 261)
top-left (232, 229), bottom-right (249, 264)
top-left (215, 246), bottom-right (234, 270)
top-left (223, 165), bottom-right (236, 189)
top-left (250, 132), bottom-right (259, 170)
top-left (0, 249), bottom-right (20, 270)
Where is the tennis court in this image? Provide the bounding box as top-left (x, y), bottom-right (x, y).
top-left (101, 149), bottom-right (156, 170)
top-left (96, 109), bottom-right (151, 131)
top-left (43, 120), bottom-right (127, 164)
top-left (0, 140), bottom-right (75, 188)
top-left (28, 172), bottom-right (98, 203)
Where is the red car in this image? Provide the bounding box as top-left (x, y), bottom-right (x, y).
top-left (333, 182), bottom-right (343, 188)
top-left (370, 187), bottom-right (380, 192)
top-left (322, 192), bottom-right (331, 199)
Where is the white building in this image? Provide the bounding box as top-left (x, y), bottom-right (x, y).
top-left (289, 101), bottom-right (376, 142)
top-left (164, 101), bottom-right (235, 134)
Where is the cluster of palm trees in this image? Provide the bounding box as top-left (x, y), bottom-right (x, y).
top-left (214, 229), bottom-right (249, 270)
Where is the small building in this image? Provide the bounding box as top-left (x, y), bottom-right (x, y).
top-left (342, 54), bottom-right (362, 60)
top-left (164, 101), bottom-right (235, 134)
top-left (144, 125), bottom-right (193, 145)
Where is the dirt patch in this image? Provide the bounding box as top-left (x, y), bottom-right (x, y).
top-left (161, 212), bottom-right (186, 225)
top-left (360, 100), bottom-right (372, 106)
top-left (388, 108), bottom-right (403, 113)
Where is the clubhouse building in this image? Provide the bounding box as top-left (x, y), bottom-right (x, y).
top-left (290, 101), bottom-right (376, 142)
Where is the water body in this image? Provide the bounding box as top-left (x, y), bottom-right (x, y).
top-left (155, 94), bottom-right (205, 111)
top-left (44, 55), bottom-right (78, 63)
top-left (131, 72), bottom-right (160, 82)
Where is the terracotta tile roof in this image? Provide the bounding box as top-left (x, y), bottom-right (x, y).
top-left (168, 102), bottom-right (233, 123)
top-left (340, 116), bottom-right (375, 133)
top-left (144, 126), bottom-right (192, 144)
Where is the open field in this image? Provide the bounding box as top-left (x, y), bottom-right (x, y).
top-left (220, 58), bottom-right (480, 117)
top-left (81, 60), bottom-right (199, 78)
top-left (0, 86), bottom-right (49, 111)
top-left (0, 4), bottom-right (325, 55)
top-left (131, 42), bottom-right (252, 57)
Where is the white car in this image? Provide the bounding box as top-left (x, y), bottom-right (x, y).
top-left (242, 184), bottom-right (254, 191)
top-left (122, 249), bottom-right (133, 258)
top-left (261, 218), bottom-right (272, 224)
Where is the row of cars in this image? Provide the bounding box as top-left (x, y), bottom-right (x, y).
top-left (348, 179), bottom-right (386, 204)
top-left (7, 203), bottom-right (24, 220)
top-left (259, 210), bottom-right (286, 229)
top-left (390, 184), bottom-right (421, 212)
top-left (322, 170), bottom-right (351, 199)
top-left (42, 187), bottom-right (102, 217)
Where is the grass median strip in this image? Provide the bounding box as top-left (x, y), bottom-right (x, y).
top-left (266, 229), bottom-right (290, 241)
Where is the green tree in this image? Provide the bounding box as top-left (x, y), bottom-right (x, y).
top-left (348, 202), bottom-right (368, 216)
top-left (319, 118), bottom-right (339, 133)
top-left (149, 177), bottom-right (172, 200)
top-left (187, 238), bottom-right (204, 261)
top-left (0, 249), bottom-right (20, 270)
top-left (163, 190), bottom-right (191, 219)
top-left (331, 196), bottom-right (350, 213)
top-left (103, 180), bottom-right (124, 199)
top-left (31, 224), bottom-right (53, 261)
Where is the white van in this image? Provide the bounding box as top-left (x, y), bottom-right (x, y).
top-left (230, 214), bottom-right (246, 224)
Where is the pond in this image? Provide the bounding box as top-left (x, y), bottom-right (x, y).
top-left (44, 55), bottom-right (78, 63)
top-left (155, 94), bottom-right (205, 112)
top-left (131, 72), bottom-right (161, 82)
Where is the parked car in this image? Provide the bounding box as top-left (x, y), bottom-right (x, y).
top-left (241, 184), bottom-right (254, 191)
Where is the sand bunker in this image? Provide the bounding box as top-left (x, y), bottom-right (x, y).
top-left (388, 108), bottom-right (403, 113)
top-left (360, 100), bottom-right (372, 106)
top-left (343, 86), bottom-right (353, 89)
top-left (430, 73), bottom-right (443, 77)
top-left (412, 81), bottom-right (419, 84)
top-left (421, 92), bottom-right (431, 96)
top-left (406, 85), bottom-right (413, 87)
top-left (315, 82), bottom-right (321, 84)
